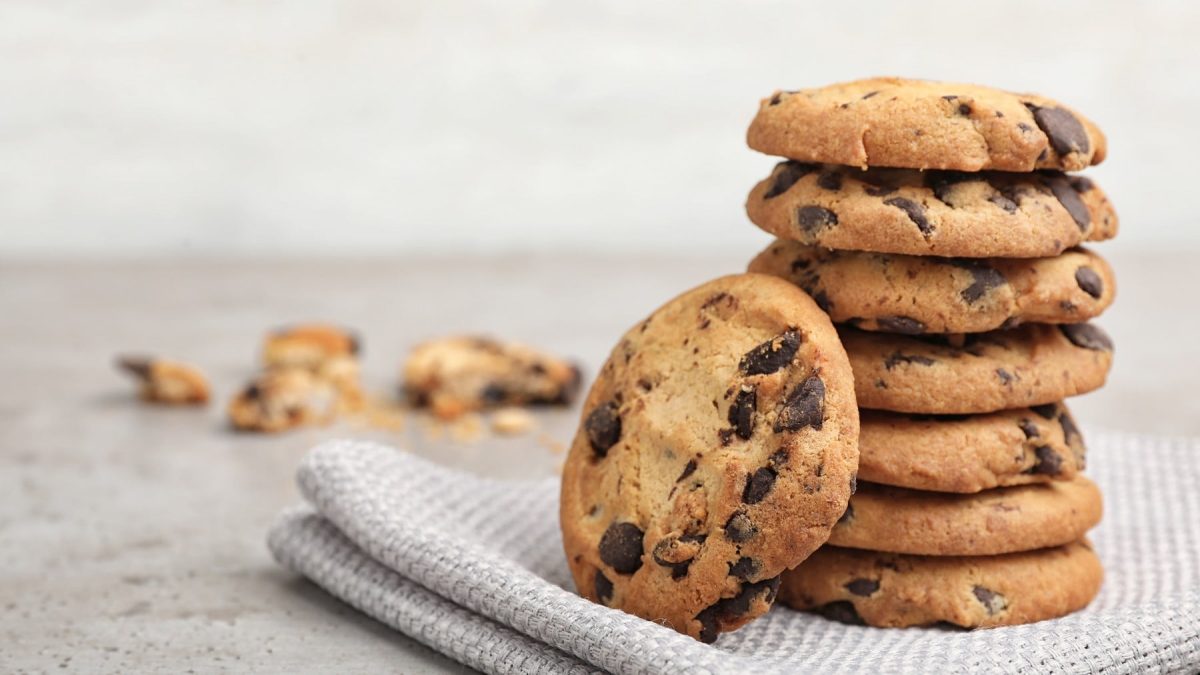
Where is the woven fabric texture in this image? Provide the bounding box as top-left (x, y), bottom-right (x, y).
top-left (267, 432), bottom-right (1200, 674)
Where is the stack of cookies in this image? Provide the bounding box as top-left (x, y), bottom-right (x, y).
top-left (744, 77), bottom-right (1115, 628)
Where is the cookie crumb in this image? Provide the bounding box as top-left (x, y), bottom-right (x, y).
top-left (491, 408), bottom-right (536, 436)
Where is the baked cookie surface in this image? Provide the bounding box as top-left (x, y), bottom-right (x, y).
top-left (747, 77), bottom-right (1106, 172)
top-left (746, 163), bottom-right (1117, 259)
top-left (749, 240), bottom-right (1116, 333)
top-left (228, 368), bottom-right (337, 433)
top-left (264, 323), bottom-right (364, 411)
top-left (858, 403), bottom-right (1086, 493)
top-left (778, 541), bottom-right (1102, 628)
top-left (829, 476), bottom-right (1102, 556)
top-left (844, 323), bottom-right (1114, 414)
top-left (560, 274), bottom-right (859, 642)
top-left (403, 336), bottom-right (581, 419)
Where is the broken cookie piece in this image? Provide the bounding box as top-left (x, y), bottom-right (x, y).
top-left (263, 323), bottom-right (364, 412)
top-left (402, 336), bottom-right (582, 419)
top-left (228, 368), bottom-right (337, 433)
top-left (116, 356), bottom-right (210, 405)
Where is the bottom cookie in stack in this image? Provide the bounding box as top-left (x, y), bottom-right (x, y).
top-left (778, 404), bottom-right (1104, 628)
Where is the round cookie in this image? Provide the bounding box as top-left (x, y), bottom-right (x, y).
top-left (858, 403), bottom-right (1086, 493)
top-left (778, 541), bottom-right (1103, 628)
top-left (844, 323), bottom-right (1114, 414)
top-left (560, 274), bottom-right (860, 643)
top-left (749, 240), bottom-right (1116, 333)
top-left (747, 77), bottom-right (1106, 172)
top-left (829, 476), bottom-right (1102, 556)
top-left (746, 163), bottom-right (1117, 259)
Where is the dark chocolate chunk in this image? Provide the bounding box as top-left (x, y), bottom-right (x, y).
top-left (773, 375), bottom-right (826, 432)
top-left (928, 171), bottom-right (976, 203)
top-left (480, 383), bottom-right (508, 404)
top-left (593, 571), bottom-right (613, 603)
top-left (769, 448), bottom-right (790, 469)
top-left (884, 352), bottom-right (936, 370)
top-left (837, 502), bottom-right (854, 525)
top-left (1059, 410), bottom-right (1082, 445)
top-left (1060, 323), bottom-right (1113, 351)
top-left (972, 585), bottom-right (1008, 615)
top-left (1018, 418), bottom-right (1039, 439)
top-left (812, 290), bottom-right (832, 313)
top-left (676, 458), bottom-right (698, 482)
top-left (117, 356), bottom-right (152, 380)
top-left (861, 90), bottom-right (880, 100)
top-left (817, 171), bottom-right (843, 191)
top-left (883, 197), bottom-right (933, 236)
top-left (845, 578), bottom-right (880, 597)
top-left (728, 386), bottom-right (757, 440)
top-left (988, 193), bottom-right (1019, 213)
top-left (652, 534), bottom-right (706, 579)
top-left (817, 600), bottom-right (865, 626)
top-left (1068, 176), bottom-right (1094, 193)
top-left (729, 557), bottom-right (762, 581)
top-left (1027, 105), bottom-right (1091, 157)
top-left (1031, 445), bottom-right (1063, 475)
top-left (724, 511), bottom-right (757, 543)
top-left (742, 467), bottom-right (777, 504)
top-left (996, 368), bottom-right (1014, 385)
top-left (739, 330), bottom-right (801, 376)
top-left (1044, 174), bottom-right (1090, 230)
top-left (598, 522), bottom-right (644, 575)
top-left (1075, 267), bottom-right (1103, 299)
top-left (864, 184), bottom-right (897, 197)
top-left (1031, 403), bottom-right (1058, 419)
top-left (585, 402), bottom-right (622, 458)
top-left (875, 316), bottom-right (926, 335)
top-left (695, 577), bottom-right (782, 643)
top-left (764, 161), bottom-right (817, 199)
top-left (958, 103), bottom-right (972, 116)
top-left (956, 262), bottom-right (1008, 304)
top-left (796, 206), bottom-right (839, 236)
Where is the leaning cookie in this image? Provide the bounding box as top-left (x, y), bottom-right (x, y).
top-left (844, 323), bottom-right (1113, 414)
top-left (746, 163), bottom-right (1117, 259)
top-left (778, 541), bottom-right (1103, 628)
top-left (858, 403), bottom-right (1086, 493)
top-left (829, 476), bottom-right (1102, 556)
top-left (560, 274), bottom-right (860, 642)
top-left (747, 77), bottom-right (1105, 172)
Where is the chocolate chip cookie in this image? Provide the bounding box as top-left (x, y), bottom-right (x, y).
top-left (747, 77), bottom-right (1106, 172)
top-left (830, 476), bottom-right (1102, 556)
top-left (845, 323), bottom-right (1114, 414)
top-left (228, 368), bottom-right (337, 432)
top-left (116, 355), bottom-right (210, 405)
top-left (858, 403), bottom-right (1085, 493)
top-left (778, 540), bottom-right (1103, 628)
top-left (403, 336), bottom-right (582, 419)
top-left (749, 240), bottom-right (1116, 333)
top-left (746, 163), bottom-right (1117, 259)
top-left (560, 274), bottom-right (859, 642)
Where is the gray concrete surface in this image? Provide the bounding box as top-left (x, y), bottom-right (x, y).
top-left (1, 251), bottom-right (1197, 673)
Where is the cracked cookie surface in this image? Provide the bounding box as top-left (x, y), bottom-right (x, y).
top-left (844, 323), bottom-right (1114, 414)
top-left (829, 476), bottom-right (1102, 556)
top-left (750, 240), bottom-right (1116, 333)
top-left (560, 274), bottom-right (859, 642)
top-left (858, 403), bottom-right (1086, 493)
top-left (747, 77), bottom-right (1106, 172)
top-left (746, 163), bottom-right (1117, 258)
top-left (778, 541), bottom-right (1102, 628)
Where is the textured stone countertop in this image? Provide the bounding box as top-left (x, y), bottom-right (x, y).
top-left (2, 251), bottom-right (1196, 673)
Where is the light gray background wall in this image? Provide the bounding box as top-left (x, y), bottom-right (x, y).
top-left (3, 0), bottom-right (1196, 257)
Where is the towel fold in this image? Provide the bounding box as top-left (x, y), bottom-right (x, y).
top-left (268, 432), bottom-right (1200, 674)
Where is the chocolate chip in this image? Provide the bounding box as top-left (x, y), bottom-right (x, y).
top-left (480, 383), bottom-right (508, 403)
top-left (849, 474), bottom-right (857, 495)
top-left (928, 171), bottom-right (974, 204)
top-left (244, 383), bottom-right (262, 401)
top-left (1075, 267), bottom-right (1103, 299)
top-left (739, 330), bottom-right (801, 375)
top-left (676, 458), bottom-right (697, 482)
top-left (1018, 418), bottom-right (1039, 439)
top-left (652, 534), bottom-right (705, 579)
top-left (117, 356), bottom-right (153, 379)
top-left (1060, 410), bottom-right (1082, 445)
top-left (718, 428), bottom-right (735, 446)
top-left (594, 571), bottom-right (613, 603)
top-left (694, 576), bottom-right (782, 643)
top-left (728, 386), bottom-right (756, 440)
top-left (864, 184), bottom-right (897, 197)
top-left (956, 262), bottom-right (1008, 304)
top-left (994, 368), bottom-right (1015, 386)
top-left (742, 467), bottom-right (777, 504)
top-left (884, 352), bottom-right (936, 370)
top-left (817, 171), bottom-right (843, 191)
top-left (837, 503), bottom-right (854, 525)
top-left (769, 448), bottom-right (790, 469)
top-left (845, 578), bottom-right (880, 596)
top-left (1068, 176), bottom-right (1094, 193)
top-left (973, 586), bottom-right (1008, 615)
top-left (729, 557), bottom-right (762, 581)
top-left (861, 90), bottom-right (880, 100)
top-left (1031, 403), bottom-right (1058, 419)
top-left (958, 103), bottom-right (972, 116)
top-left (796, 206), bottom-right (839, 236)
top-left (764, 161), bottom-right (817, 199)
top-left (1031, 445), bottom-right (1063, 475)
top-left (598, 522), bottom-right (644, 574)
top-left (988, 193), bottom-right (1019, 213)
top-left (1027, 105), bottom-right (1091, 157)
top-left (875, 316), bottom-right (926, 335)
top-left (812, 290), bottom-right (832, 313)
top-left (585, 402), bottom-right (622, 458)
top-left (1044, 174), bottom-right (1091, 230)
top-left (724, 511), bottom-right (757, 543)
top-left (1060, 323), bottom-right (1113, 351)
top-left (883, 197), bottom-right (933, 236)
top-left (774, 375), bottom-right (825, 432)
top-left (817, 600), bottom-right (865, 626)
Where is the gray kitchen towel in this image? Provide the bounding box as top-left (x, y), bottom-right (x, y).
top-left (267, 432), bottom-right (1200, 674)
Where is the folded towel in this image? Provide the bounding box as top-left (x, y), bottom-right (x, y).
top-left (268, 432), bottom-right (1200, 674)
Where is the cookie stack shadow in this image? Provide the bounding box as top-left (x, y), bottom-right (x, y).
top-left (744, 78), bottom-right (1116, 628)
